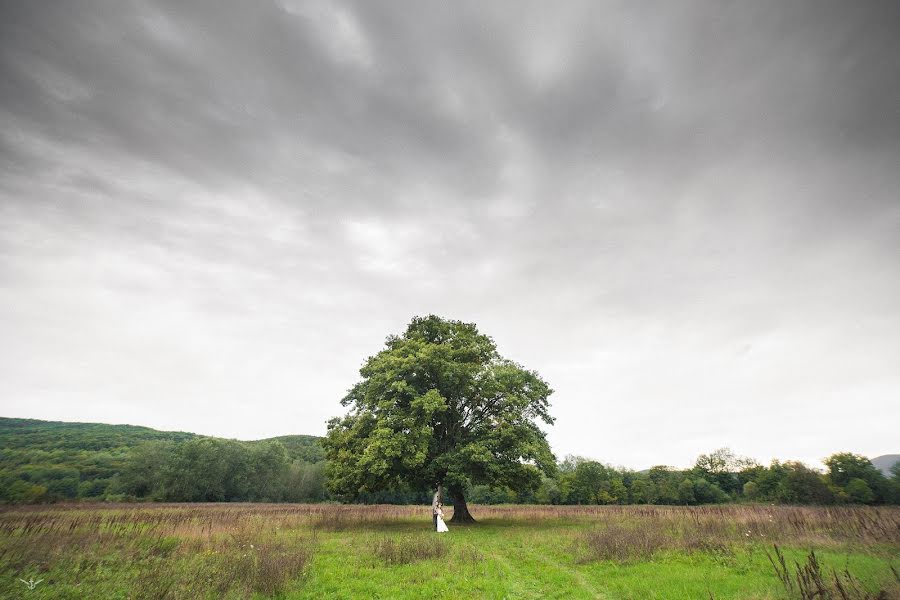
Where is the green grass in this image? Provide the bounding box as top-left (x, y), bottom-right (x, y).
top-left (0, 504), bottom-right (897, 599)
top-left (297, 519), bottom-right (896, 600)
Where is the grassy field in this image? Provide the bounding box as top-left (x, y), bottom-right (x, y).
top-left (0, 503), bottom-right (897, 599)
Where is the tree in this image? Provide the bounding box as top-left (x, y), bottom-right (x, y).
top-left (743, 481), bottom-right (759, 500)
top-left (246, 441), bottom-right (290, 502)
top-left (824, 452), bottom-right (891, 503)
top-left (535, 476), bottom-right (562, 505)
top-left (119, 441), bottom-right (175, 499)
top-left (776, 462), bottom-right (833, 504)
top-left (570, 461), bottom-right (607, 504)
top-left (823, 453), bottom-right (879, 487)
top-left (647, 466), bottom-right (681, 504)
top-left (677, 479), bottom-right (696, 505)
top-left (162, 438), bottom-right (250, 502)
top-left (693, 448), bottom-right (753, 495)
top-left (323, 315), bottom-right (555, 523)
top-left (846, 478), bottom-right (875, 504)
top-left (630, 478), bottom-right (655, 504)
top-left (693, 478), bottom-right (728, 504)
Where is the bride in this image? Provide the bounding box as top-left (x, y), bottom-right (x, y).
top-left (436, 503), bottom-right (449, 533)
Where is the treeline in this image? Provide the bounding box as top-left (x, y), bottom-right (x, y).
top-left (116, 439), bottom-right (326, 503)
top-left (470, 449), bottom-right (900, 506)
top-left (2, 419), bottom-right (898, 506)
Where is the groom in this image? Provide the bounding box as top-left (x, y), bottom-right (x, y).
top-left (431, 485), bottom-right (442, 531)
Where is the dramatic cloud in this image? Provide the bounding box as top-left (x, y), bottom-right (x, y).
top-left (1, 0), bottom-right (898, 468)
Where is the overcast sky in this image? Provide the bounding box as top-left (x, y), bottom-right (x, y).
top-left (1, 0), bottom-right (898, 470)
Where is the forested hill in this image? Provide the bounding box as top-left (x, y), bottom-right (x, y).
top-left (0, 417), bottom-right (197, 450)
top-left (0, 417), bottom-right (325, 503)
top-left (0, 417), bottom-right (323, 462)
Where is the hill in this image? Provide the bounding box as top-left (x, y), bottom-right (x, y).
top-left (872, 454), bottom-right (900, 476)
top-left (0, 417), bottom-right (324, 503)
top-left (0, 417), bottom-right (197, 450)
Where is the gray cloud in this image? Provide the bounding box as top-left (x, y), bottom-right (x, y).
top-left (1, 0), bottom-right (898, 468)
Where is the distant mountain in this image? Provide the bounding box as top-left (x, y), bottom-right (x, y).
top-left (871, 454), bottom-right (900, 476)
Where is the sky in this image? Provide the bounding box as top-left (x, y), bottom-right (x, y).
top-left (1, 0), bottom-right (898, 470)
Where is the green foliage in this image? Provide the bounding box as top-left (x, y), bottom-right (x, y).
top-left (0, 417), bottom-right (195, 503)
top-left (846, 478), bottom-right (875, 504)
top-left (139, 437), bottom-right (324, 503)
top-left (262, 435), bottom-right (326, 463)
top-left (118, 440), bottom-right (174, 499)
top-left (677, 479), bottom-right (696, 505)
top-left (467, 484), bottom-right (519, 504)
top-left (692, 448), bottom-right (753, 495)
top-left (0, 417), bottom-right (326, 504)
top-left (743, 480), bottom-right (759, 500)
top-left (692, 478), bottom-right (728, 504)
top-left (776, 462), bottom-right (834, 504)
top-left (323, 315), bottom-right (556, 513)
top-left (564, 459), bottom-right (627, 505)
top-left (534, 475), bottom-right (562, 504)
top-left (629, 479), bottom-right (654, 504)
top-left (824, 452), bottom-right (891, 504)
top-left (824, 452), bottom-right (881, 487)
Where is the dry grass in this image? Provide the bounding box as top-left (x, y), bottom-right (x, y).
top-left (577, 522), bottom-right (672, 562)
top-left (469, 503), bottom-right (899, 543)
top-left (570, 505), bottom-right (900, 564)
top-left (0, 504), bottom-right (317, 598)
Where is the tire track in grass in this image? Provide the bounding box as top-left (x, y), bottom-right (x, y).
top-left (531, 544), bottom-right (607, 600)
top-left (489, 538), bottom-right (606, 600)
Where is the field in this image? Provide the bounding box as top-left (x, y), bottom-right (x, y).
top-left (0, 503), bottom-right (897, 599)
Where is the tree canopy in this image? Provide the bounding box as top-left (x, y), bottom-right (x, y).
top-left (322, 315), bottom-right (556, 522)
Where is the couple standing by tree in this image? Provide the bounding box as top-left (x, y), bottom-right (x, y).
top-left (322, 316), bottom-right (557, 529)
top-left (432, 486), bottom-right (448, 533)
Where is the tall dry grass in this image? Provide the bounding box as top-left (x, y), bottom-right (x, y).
top-left (569, 504), bottom-right (900, 563)
top-left (0, 504), bottom-right (317, 598)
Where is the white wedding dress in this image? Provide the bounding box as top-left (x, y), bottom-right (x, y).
top-left (436, 512), bottom-right (449, 533)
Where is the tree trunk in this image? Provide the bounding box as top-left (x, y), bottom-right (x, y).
top-left (448, 485), bottom-right (476, 524)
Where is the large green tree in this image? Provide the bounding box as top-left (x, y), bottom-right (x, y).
top-left (323, 315), bottom-right (555, 522)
